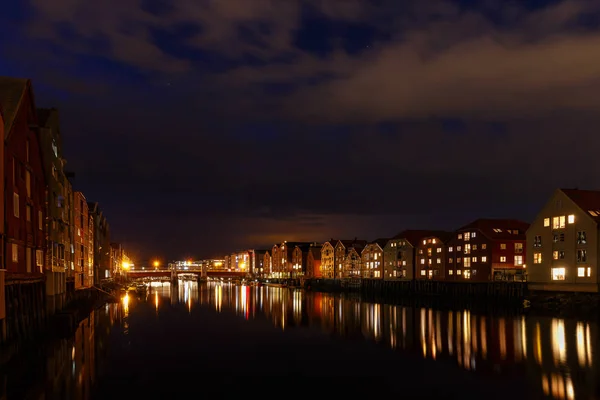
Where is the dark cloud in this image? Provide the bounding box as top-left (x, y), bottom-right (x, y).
top-left (1, 0), bottom-right (599, 259)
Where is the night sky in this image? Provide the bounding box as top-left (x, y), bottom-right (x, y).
top-left (1, 0), bottom-right (599, 262)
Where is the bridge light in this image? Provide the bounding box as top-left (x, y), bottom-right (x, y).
top-left (153, 260), bottom-right (160, 268)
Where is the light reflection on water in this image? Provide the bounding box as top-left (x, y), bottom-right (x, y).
top-left (144, 280), bottom-right (595, 400)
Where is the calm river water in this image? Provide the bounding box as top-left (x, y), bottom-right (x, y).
top-left (1, 281), bottom-right (597, 399)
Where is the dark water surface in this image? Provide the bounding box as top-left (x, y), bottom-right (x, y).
top-left (1, 281), bottom-right (597, 399)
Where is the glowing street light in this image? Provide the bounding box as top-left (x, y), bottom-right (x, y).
top-left (122, 261), bottom-right (130, 270)
top-left (153, 260), bottom-right (160, 269)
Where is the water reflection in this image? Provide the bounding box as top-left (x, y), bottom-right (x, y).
top-left (148, 281), bottom-right (595, 400)
top-left (1, 303), bottom-right (118, 400)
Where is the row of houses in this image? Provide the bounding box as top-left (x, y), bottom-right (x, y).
top-left (0, 76), bottom-right (131, 296)
top-left (224, 188), bottom-right (600, 292)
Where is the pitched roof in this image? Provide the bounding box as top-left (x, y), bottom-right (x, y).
top-left (370, 238), bottom-right (390, 249)
top-left (393, 230), bottom-right (453, 246)
top-left (457, 218), bottom-right (529, 240)
top-left (0, 77), bottom-right (30, 138)
top-left (561, 188), bottom-right (600, 223)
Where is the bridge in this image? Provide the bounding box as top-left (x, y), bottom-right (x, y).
top-left (127, 269), bottom-right (248, 279)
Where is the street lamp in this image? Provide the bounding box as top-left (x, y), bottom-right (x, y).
top-left (153, 260), bottom-right (160, 269)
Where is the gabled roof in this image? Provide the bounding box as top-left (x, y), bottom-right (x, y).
top-left (456, 218), bottom-right (529, 240)
top-left (0, 77), bottom-right (30, 138)
top-left (393, 230), bottom-right (453, 246)
top-left (370, 238), bottom-right (389, 249)
top-left (561, 188), bottom-right (600, 223)
top-left (336, 239), bottom-right (368, 249)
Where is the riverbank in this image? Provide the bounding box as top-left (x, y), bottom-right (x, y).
top-left (0, 282), bottom-right (120, 367)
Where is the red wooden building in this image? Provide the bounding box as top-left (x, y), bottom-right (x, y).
top-left (446, 219), bottom-right (530, 282)
top-left (0, 77), bottom-right (46, 275)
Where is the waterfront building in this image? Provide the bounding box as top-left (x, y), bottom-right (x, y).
top-left (335, 239), bottom-right (368, 279)
top-left (270, 244), bottom-right (281, 277)
top-left (229, 250), bottom-right (254, 273)
top-left (73, 191), bottom-right (90, 288)
top-left (0, 77), bottom-right (46, 278)
top-left (291, 243), bottom-right (312, 278)
top-left (274, 241), bottom-right (313, 278)
top-left (361, 239), bottom-right (389, 279)
top-left (415, 233), bottom-right (453, 280)
top-left (88, 202), bottom-right (111, 282)
top-left (447, 219), bottom-right (529, 282)
top-left (320, 240), bottom-right (337, 278)
top-left (306, 244), bottom-right (322, 278)
top-left (263, 251), bottom-right (272, 277)
top-left (383, 230), bottom-right (448, 280)
top-left (253, 250), bottom-right (268, 276)
top-left (527, 188), bottom-right (600, 292)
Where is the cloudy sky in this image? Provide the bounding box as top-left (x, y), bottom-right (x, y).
top-left (1, 0), bottom-right (599, 262)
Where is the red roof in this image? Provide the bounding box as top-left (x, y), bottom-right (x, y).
top-left (456, 218), bottom-right (529, 240)
top-left (561, 188), bottom-right (600, 223)
top-left (393, 230), bottom-right (453, 246)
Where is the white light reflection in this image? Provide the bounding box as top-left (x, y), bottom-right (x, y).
top-left (552, 318), bottom-right (567, 367)
top-left (215, 284), bottom-right (222, 312)
top-left (577, 322), bottom-right (592, 368)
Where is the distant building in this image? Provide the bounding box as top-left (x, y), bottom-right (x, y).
top-left (448, 219), bottom-right (529, 282)
top-left (361, 239), bottom-right (389, 279)
top-left (263, 251), bottom-right (272, 277)
top-left (384, 230), bottom-right (450, 280)
top-left (306, 244), bottom-right (322, 278)
top-left (320, 240), bottom-right (337, 279)
top-left (73, 192), bottom-right (90, 288)
top-left (88, 202), bottom-right (111, 282)
top-left (0, 77), bottom-right (46, 280)
top-left (38, 107), bottom-right (73, 295)
top-left (528, 188), bottom-right (600, 292)
top-left (252, 250), bottom-right (268, 276)
top-left (291, 243), bottom-right (314, 278)
top-left (335, 239), bottom-right (368, 279)
top-left (415, 233), bottom-right (453, 280)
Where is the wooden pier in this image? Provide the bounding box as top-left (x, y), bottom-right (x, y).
top-left (1, 273), bottom-right (46, 345)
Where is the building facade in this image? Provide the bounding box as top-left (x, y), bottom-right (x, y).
top-left (271, 244), bottom-right (281, 277)
top-left (73, 191), bottom-right (90, 288)
top-left (88, 202), bottom-right (111, 282)
top-left (229, 250), bottom-right (254, 273)
top-left (361, 239), bottom-right (388, 279)
top-left (253, 250), bottom-right (268, 277)
top-left (263, 251), bottom-right (272, 277)
top-left (335, 239), bottom-right (368, 279)
top-left (415, 233), bottom-right (453, 280)
top-left (447, 219), bottom-right (529, 282)
top-left (1, 78), bottom-right (46, 279)
top-left (38, 108), bottom-right (73, 295)
top-left (320, 241), bottom-right (336, 278)
top-left (527, 189), bottom-right (600, 292)
top-left (306, 245), bottom-right (322, 278)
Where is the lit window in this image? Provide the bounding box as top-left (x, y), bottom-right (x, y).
top-left (500, 256), bottom-right (506, 262)
top-left (481, 256), bottom-right (487, 262)
top-left (514, 255), bottom-right (523, 265)
top-left (578, 267), bottom-right (585, 277)
top-left (463, 258), bottom-right (471, 267)
top-left (436, 258), bottom-right (441, 264)
top-left (436, 247), bottom-right (442, 253)
top-left (568, 215), bottom-right (575, 224)
top-left (463, 270), bottom-right (471, 279)
top-left (449, 270), bottom-right (454, 275)
top-left (587, 267), bottom-right (592, 277)
top-left (457, 270), bottom-right (462, 275)
top-left (423, 240), bottom-right (426, 245)
top-left (420, 270), bottom-right (426, 276)
top-left (420, 258), bottom-right (425, 265)
top-left (472, 257), bottom-right (477, 262)
top-left (448, 258), bottom-right (453, 263)
top-left (464, 232), bottom-right (470, 241)
top-left (13, 193), bottom-right (19, 218)
top-left (500, 244), bottom-right (506, 250)
top-left (553, 217), bottom-right (559, 229)
top-left (449, 247), bottom-right (453, 252)
top-left (472, 232), bottom-right (477, 238)
top-left (12, 243), bottom-right (18, 262)
top-left (544, 218), bottom-right (550, 227)
top-left (559, 216), bottom-right (566, 228)
top-left (457, 257), bottom-right (462, 263)
top-left (534, 253), bottom-right (542, 264)
top-left (481, 244), bottom-right (487, 250)
top-left (458, 234), bottom-right (462, 239)
top-left (551, 268), bottom-right (565, 281)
